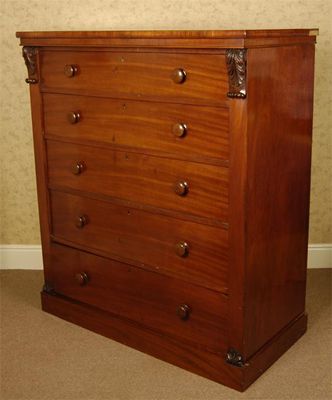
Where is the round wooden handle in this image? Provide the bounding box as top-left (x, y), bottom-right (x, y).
top-left (72, 162), bottom-right (85, 175)
top-left (174, 181), bottom-right (189, 196)
top-left (177, 304), bottom-right (191, 320)
top-left (175, 241), bottom-right (189, 257)
top-left (67, 111), bottom-right (81, 124)
top-left (75, 272), bottom-right (89, 286)
top-left (171, 68), bottom-right (186, 84)
top-left (172, 123), bottom-right (187, 138)
top-left (75, 215), bottom-right (88, 229)
top-left (64, 64), bottom-right (78, 77)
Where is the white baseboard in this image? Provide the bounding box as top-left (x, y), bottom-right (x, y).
top-left (307, 244), bottom-right (332, 269)
top-left (0, 245), bottom-right (43, 270)
top-left (0, 244), bottom-right (331, 270)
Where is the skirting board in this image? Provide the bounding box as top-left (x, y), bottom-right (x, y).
top-left (0, 244), bottom-right (331, 270)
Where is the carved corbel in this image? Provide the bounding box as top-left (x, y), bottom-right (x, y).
top-left (42, 282), bottom-right (55, 295)
top-left (225, 49), bottom-right (247, 99)
top-left (226, 348), bottom-right (245, 367)
top-left (22, 46), bottom-right (39, 84)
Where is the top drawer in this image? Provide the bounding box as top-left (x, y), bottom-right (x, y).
top-left (40, 51), bottom-right (228, 105)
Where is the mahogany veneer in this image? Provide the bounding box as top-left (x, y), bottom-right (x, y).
top-left (47, 140), bottom-right (229, 221)
top-left (43, 93), bottom-right (230, 163)
top-left (17, 29), bottom-right (318, 391)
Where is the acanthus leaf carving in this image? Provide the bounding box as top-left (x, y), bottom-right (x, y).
top-left (226, 348), bottom-right (245, 367)
top-left (225, 49), bottom-right (247, 99)
top-left (22, 46), bottom-right (39, 84)
top-left (42, 282), bottom-right (55, 295)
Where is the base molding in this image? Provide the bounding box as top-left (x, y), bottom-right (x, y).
top-left (1, 244), bottom-right (331, 269)
top-left (243, 313), bottom-right (307, 388)
top-left (41, 291), bottom-right (242, 390)
top-left (41, 291), bottom-right (307, 391)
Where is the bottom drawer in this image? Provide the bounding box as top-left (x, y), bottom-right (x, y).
top-left (47, 243), bottom-right (229, 353)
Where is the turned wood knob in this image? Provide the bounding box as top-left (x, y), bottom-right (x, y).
top-left (175, 241), bottom-right (189, 257)
top-left (174, 181), bottom-right (189, 196)
top-left (177, 304), bottom-right (191, 320)
top-left (72, 162), bottom-right (85, 175)
top-left (67, 111), bottom-right (81, 124)
top-left (64, 64), bottom-right (78, 77)
top-left (171, 68), bottom-right (186, 84)
top-left (172, 123), bottom-right (187, 138)
top-left (75, 215), bottom-right (88, 229)
top-left (75, 272), bottom-right (89, 286)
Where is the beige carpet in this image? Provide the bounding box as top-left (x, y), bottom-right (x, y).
top-left (1, 269), bottom-right (331, 400)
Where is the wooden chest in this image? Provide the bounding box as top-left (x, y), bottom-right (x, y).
top-left (17, 29), bottom-right (318, 391)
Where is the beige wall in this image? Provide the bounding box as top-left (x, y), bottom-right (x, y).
top-left (1, 0), bottom-right (331, 244)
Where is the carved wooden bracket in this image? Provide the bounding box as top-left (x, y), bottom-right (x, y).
top-left (42, 282), bottom-right (55, 295)
top-left (22, 46), bottom-right (39, 84)
top-left (226, 348), bottom-right (245, 367)
top-left (225, 49), bottom-right (247, 99)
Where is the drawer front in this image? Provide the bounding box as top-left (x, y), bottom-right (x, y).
top-left (48, 243), bottom-right (229, 353)
top-left (43, 93), bottom-right (229, 163)
top-left (50, 191), bottom-right (228, 292)
top-left (47, 140), bottom-right (229, 222)
top-left (40, 51), bottom-right (228, 105)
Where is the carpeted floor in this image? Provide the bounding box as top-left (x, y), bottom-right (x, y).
top-left (0, 269), bottom-right (331, 400)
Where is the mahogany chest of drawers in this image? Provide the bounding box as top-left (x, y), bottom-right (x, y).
top-left (17, 29), bottom-right (317, 391)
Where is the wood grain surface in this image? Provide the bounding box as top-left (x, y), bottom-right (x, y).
top-left (40, 51), bottom-right (228, 105)
top-left (47, 140), bottom-right (229, 221)
top-left (48, 243), bottom-right (229, 352)
top-left (17, 29), bottom-right (318, 49)
top-left (43, 93), bottom-right (229, 164)
top-left (41, 285), bottom-right (308, 391)
top-left (243, 44), bottom-right (315, 358)
top-left (42, 289), bottom-right (243, 390)
top-left (50, 190), bottom-right (229, 292)
top-left (16, 29), bottom-right (318, 39)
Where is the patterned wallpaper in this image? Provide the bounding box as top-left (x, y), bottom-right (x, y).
top-left (1, 0), bottom-right (331, 244)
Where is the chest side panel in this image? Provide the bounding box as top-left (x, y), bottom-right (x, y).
top-left (244, 44), bottom-right (315, 358)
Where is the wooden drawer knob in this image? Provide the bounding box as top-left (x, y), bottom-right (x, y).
top-left (72, 162), bottom-right (85, 175)
top-left (64, 64), bottom-right (78, 77)
top-left (171, 68), bottom-right (186, 84)
top-left (172, 123), bottom-right (187, 138)
top-left (175, 241), bottom-right (189, 257)
top-left (67, 111), bottom-right (81, 124)
top-left (177, 304), bottom-right (191, 320)
top-left (75, 272), bottom-right (89, 286)
top-left (174, 181), bottom-right (189, 196)
top-left (75, 215), bottom-right (88, 229)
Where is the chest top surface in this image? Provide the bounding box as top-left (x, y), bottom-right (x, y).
top-left (16, 29), bottom-right (318, 48)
